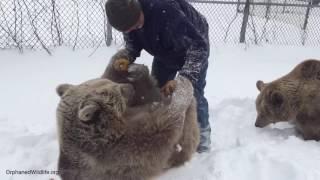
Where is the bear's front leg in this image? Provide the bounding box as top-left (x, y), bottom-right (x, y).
top-left (127, 64), bottom-right (150, 82)
top-left (126, 64), bottom-right (162, 106)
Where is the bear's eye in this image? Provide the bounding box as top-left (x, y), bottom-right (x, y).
top-left (100, 91), bottom-right (110, 97)
top-left (264, 106), bottom-right (273, 115)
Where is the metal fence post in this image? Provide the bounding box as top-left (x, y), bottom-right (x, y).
top-left (303, 2), bottom-right (312, 31)
top-left (265, 0), bottom-right (271, 18)
top-left (106, 21), bottom-right (113, 46)
top-left (282, 0), bottom-right (287, 13)
top-left (240, 0), bottom-right (250, 43)
top-left (302, 2), bottom-right (312, 45)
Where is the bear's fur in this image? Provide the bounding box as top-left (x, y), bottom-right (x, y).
top-left (255, 59), bottom-right (320, 140)
top-left (56, 62), bottom-right (199, 180)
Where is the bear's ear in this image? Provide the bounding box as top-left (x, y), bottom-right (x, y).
top-left (78, 101), bottom-right (100, 122)
top-left (256, 80), bottom-right (266, 91)
top-left (56, 84), bottom-right (74, 97)
top-left (270, 92), bottom-right (284, 107)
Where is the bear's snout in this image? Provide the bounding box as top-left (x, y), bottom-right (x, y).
top-left (255, 121), bottom-right (264, 128)
top-left (255, 115), bottom-right (269, 128)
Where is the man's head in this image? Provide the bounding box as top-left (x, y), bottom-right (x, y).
top-left (105, 0), bottom-right (144, 32)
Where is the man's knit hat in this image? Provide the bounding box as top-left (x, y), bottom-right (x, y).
top-left (105, 0), bottom-right (142, 32)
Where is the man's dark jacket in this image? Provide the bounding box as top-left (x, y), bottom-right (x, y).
top-left (124, 0), bottom-right (209, 84)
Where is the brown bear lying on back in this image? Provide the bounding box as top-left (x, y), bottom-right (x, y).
top-left (255, 59), bottom-right (320, 140)
top-left (56, 60), bottom-right (200, 180)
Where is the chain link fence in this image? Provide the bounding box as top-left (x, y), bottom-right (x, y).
top-left (0, 0), bottom-right (319, 53)
top-left (197, 0), bottom-right (320, 45)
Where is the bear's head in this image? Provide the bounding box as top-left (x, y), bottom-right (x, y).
top-left (255, 80), bottom-right (294, 128)
top-left (56, 78), bottom-right (134, 154)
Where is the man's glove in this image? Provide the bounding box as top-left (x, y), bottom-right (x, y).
top-left (160, 80), bottom-right (177, 96)
top-left (112, 49), bottom-right (132, 72)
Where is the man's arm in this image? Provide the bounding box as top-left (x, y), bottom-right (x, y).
top-left (160, 1), bottom-right (209, 86)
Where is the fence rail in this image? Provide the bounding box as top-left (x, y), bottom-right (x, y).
top-left (0, 0), bottom-right (319, 54)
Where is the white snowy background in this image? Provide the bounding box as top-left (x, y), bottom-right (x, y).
top-left (1, 44), bottom-right (320, 180)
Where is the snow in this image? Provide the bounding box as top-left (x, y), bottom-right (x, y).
top-left (1, 45), bottom-right (320, 180)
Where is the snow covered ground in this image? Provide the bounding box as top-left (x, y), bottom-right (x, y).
top-left (1, 45), bottom-right (320, 180)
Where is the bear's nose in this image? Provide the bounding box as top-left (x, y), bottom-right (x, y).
top-left (255, 121), bottom-right (262, 127)
top-left (255, 115), bottom-right (267, 128)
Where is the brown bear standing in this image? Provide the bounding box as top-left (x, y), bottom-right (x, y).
top-left (255, 59), bottom-right (320, 140)
top-left (56, 60), bottom-right (199, 180)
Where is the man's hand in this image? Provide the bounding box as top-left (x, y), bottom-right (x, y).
top-left (161, 80), bottom-right (177, 96)
top-left (113, 58), bottom-right (130, 72)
